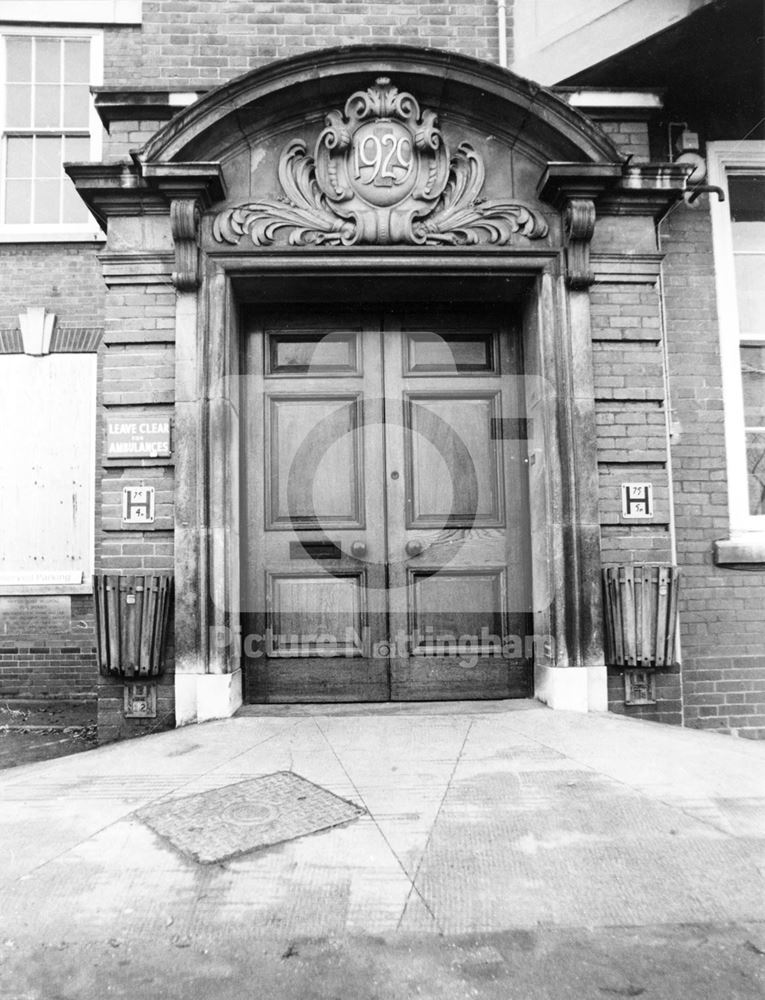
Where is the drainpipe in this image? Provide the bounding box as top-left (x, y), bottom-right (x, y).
top-left (497, 0), bottom-right (508, 68)
top-left (656, 231), bottom-right (678, 571)
top-left (657, 211), bottom-right (684, 725)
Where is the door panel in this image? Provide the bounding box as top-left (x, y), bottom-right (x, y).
top-left (409, 568), bottom-right (506, 644)
top-left (384, 311), bottom-right (531, 700)
top-left (404, 327), bottom-right (498, 374)
top-left (267, 394), bottom-right (364, 527)
top-left (241, 312), bottom-right (388, 702)
top-left (241, 307), bottom-right (532, 703)
top-left (266, 571), bottom-right (366, 656)
top-left (268, 330), bottom-right (359, 374)
top-left (406, 393), bottom-right (504, 525)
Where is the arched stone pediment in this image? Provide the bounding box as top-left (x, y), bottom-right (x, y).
top-left (68, 44), bottom-right (689, 284)
top-left (130, 46), bottom-right (624, 254)
top-left (139, 45), bottom-right (622, 168)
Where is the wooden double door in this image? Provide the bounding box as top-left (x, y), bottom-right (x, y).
top-left (241, 306), bottom-right (532, 702)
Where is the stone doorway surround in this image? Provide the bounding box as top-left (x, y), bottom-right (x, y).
top-left (68, 45), bottom-right (690, 726)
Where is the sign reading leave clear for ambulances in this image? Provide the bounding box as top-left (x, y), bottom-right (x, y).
top-left (106, 413), bottom-right (171, 459)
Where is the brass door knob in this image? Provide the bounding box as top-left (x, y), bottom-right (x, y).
top-left (405, 539), bottom-right (424, 557)
top-left (350, 540), bottom-right (367, 557)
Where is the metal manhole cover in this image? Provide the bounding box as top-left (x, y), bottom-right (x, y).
top-left (135, 771), bottom-right (365, 864)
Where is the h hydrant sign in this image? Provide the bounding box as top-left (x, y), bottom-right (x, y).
top-left (122, 486), bottom-right (155, 524)
top-left (107, 413), bottom-right (171, 458)
top-left (621, 482), bottom-right (654, 518)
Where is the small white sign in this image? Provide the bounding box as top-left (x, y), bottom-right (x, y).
top-left (122, 486), bottom-right (155, 524)
top-left (107, 414), bottom-right (171, 459)
top-left (621, 482), bottom-right (653, 519)
top-left (0, 571), bottom-right (82, 585)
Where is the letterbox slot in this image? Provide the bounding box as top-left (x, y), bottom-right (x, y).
top-left (290, 541), bottom-right (341, 560)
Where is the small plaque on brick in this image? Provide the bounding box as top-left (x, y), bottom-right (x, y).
top-left (624, 669), bottom-right (656, 705)
top-left (124, 682), bottom-right (157, 718)
top-left (122, 486), bottom-right (155, 524)
top-left (0, 596), bottom-right (71, 636)
top-left (621, 482), bottom-right (653, 519)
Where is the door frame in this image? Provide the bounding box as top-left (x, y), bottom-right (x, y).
top-left (173, 248), bottom-right (606, 719)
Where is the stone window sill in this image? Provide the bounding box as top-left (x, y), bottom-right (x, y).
top-left (0, 229), bottom-right (105, 244)
top-left (714, 538), bottom-right (765, 565)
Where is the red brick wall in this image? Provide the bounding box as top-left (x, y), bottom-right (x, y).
top-left (92, 264), bottom-right (177, 740)
top-left (599, 120), bottom-right (651, 162)
top-left (103, 25), bottom-right (143, 84)
top-left (662, 199), bottom-right (765, 739)
top-left (103, 1), bottom-right (504, 87)
top-left (0, 246), bottom-right (105, 327)
top-left (97, 670), bottom-right (175, 743)
top-left (103, 122), bottom-right (163, 162)
top-left (591, 272), bottom-right (681, 725)
top-left (0, 596), bottom-right (97, 701)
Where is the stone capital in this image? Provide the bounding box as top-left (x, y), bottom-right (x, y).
top-left (537, 162), bottom-right (622, 289)
top-left (143, 163), bottom-right (226, 291)
top-left (66, 160), bottom-right (226, 291)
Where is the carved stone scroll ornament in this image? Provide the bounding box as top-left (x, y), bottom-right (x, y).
top-left (212, 77), bottom-right (548, 248)
top-left (563, 198), bottom-right (597, 289)
top-left (170, 198), bottom-right (202, 290)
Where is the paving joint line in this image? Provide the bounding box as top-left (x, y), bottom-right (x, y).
top-left (396, 718), bottom-right (474, 933)
top-left (311, 717), bottom-right (443, 932)
top-left (197, 720), bottom-right (306, 787)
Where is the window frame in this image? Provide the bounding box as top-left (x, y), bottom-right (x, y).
top-left (0, 24), bottom-right (104, 243)
top-left (708, 141), bottom-right (765, 536)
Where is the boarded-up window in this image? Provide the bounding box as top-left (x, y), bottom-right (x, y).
top-left (0, 354), bottom-right (95, 592)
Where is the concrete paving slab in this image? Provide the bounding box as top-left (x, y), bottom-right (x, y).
top-left (1, 702), bottom-right (765, 998)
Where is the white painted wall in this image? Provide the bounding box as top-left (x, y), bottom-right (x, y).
top-left (0, 354), bottom-right (96, 593)
top-left (512, 0), bottom-right (715, 85)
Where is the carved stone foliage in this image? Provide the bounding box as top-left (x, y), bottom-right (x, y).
top-left (213, 77), bottom-right (548, 248)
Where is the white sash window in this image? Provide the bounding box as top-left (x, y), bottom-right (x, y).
top-left (709, 142), bottom-right (765, 537)
top-left (0, 26), bottom-right (103, 241)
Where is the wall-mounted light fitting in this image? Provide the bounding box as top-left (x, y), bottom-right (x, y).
top-left (670, 122), bottom-right (707, 185)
